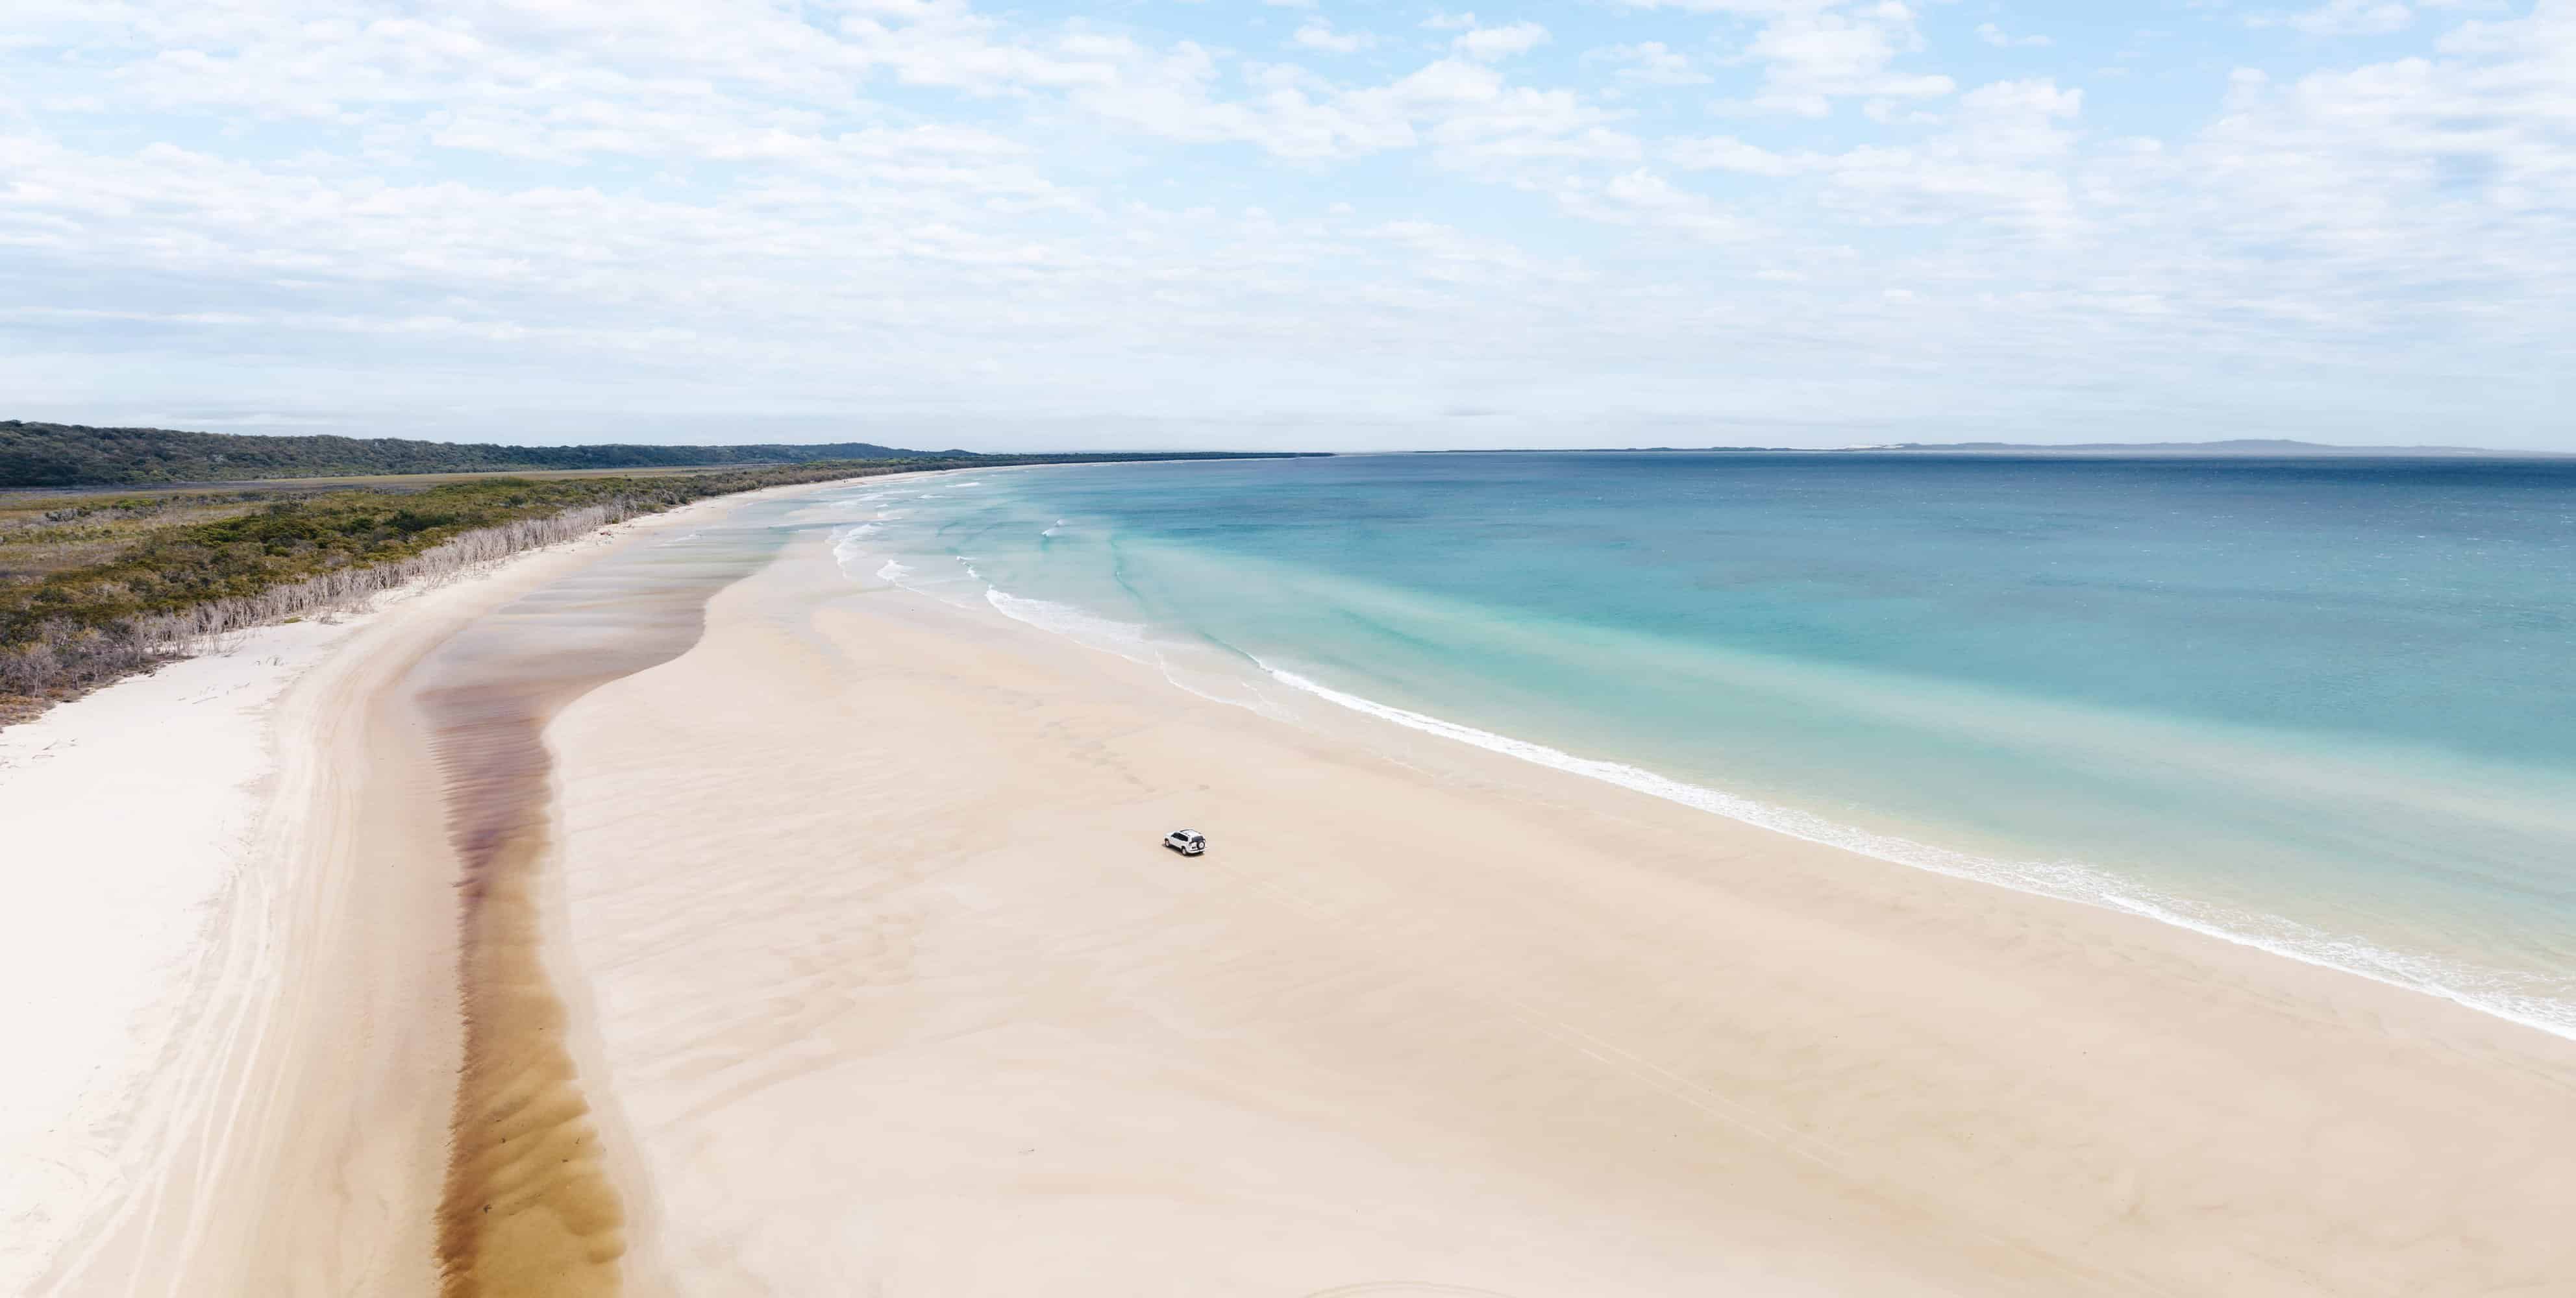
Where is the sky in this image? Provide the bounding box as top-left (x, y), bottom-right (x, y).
top-left (2, 1), bottom-right (2571, 452)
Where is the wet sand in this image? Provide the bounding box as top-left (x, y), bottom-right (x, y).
top-left (410, 508), bottom-right (808, 1296)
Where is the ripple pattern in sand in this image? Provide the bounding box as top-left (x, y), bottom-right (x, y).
top-left (413, 526), bottom-right (790, 1298)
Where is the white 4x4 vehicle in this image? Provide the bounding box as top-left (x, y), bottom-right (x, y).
top-left (1162, 829), bottom-right (1206, 856)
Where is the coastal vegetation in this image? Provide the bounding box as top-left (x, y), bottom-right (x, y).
top-left (0, 421), bottom-right (967, 486)
top-left (0, 464), bottom-right (864, 719)
top-left (0, 439), bottom-right (1319, 723)
top-left (2, 419), bottom-right (1320, 489)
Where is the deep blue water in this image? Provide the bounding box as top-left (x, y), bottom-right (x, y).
top-left (822, 452), bottom-right (2576, 1036)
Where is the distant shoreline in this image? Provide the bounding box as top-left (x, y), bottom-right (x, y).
top-left (1432, 439), bottom-right (2574, 458)
top-left (0, 418), bottom-right (1330, 491)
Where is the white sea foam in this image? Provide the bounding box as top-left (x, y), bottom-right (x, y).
top-left (827, 525), bottom-right (887, 580)
top-left (985, 588), bottom-right (1152, 652)
top-left (1256, 665), bottom-right (2576, 1042)
top-left (849, 548), bottom-right (996, 611)
top-left (983, 589), bottom-right (1282, 713)
top-left (828, 520), bottom-right (2576, 1043)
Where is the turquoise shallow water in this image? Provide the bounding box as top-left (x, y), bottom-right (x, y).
top-left (821, 453), bottom-right (2576, 1038)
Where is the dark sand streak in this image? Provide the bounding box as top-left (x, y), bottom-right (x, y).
top-left (413, 524), bottom-right (794, 1298)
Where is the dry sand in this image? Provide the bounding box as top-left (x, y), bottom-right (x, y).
top-left (543, 522), bottom-right (2576, 1297)
top-left (6, 485), bottom-right (841, 1298)
top-left (15, 476), bottom-right (2576, 1296)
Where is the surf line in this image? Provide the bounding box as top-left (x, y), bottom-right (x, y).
top-left (413, 531), bottom-right (782, 1298)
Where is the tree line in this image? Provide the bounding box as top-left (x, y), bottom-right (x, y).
top-left (1, 450), bottom-right (1314, 722)
top-left (1, 420), bottom-right (1317, 488)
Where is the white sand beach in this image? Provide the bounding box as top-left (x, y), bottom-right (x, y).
top-left (11, 477), bottom-right (2576, 1297)
top-left (1, 488), bottom-right (815, 1297)
top-left (551, 513), bottom-right (2576, 1296)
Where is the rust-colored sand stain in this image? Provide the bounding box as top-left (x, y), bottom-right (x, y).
top-left (427, 683), bottom-right (626, 1298)
top-left (414, 532), bottom-right (787, 1298)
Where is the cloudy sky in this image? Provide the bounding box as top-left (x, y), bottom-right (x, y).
top-left (3, 1), bottom-right (2571, 450)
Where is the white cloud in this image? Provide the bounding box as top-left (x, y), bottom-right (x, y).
top-left (1, 0), bottom-right (2571, 448)
top-left (1454, 21), bottom-right (1551, 62)
top-left (1975, 22), bottom-right (2053, 49)
top-left (1555, 168), bottom-right (1757, 240)
top-left (1818, 78), bottom-right (2087, 237)
top-left (1668, 134), bottom-right (1809, 175)
top-left (1293, 21), bottom-right (1373, 54)
top-left (1609, 1), bottom-right (1837, 12)
top-left (1372, 57), bottom-right (1639, 175)
top-left (1726, 2), bottom-right (1956, 117)
top-left (2249, 1), bottom-right (2416, 36)
top-left (1368, 219), bottom-right (1585, 285)
top-left (1587, 42), bottom-right (1712, 86)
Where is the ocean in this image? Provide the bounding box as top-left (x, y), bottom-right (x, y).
top-left (818, 452), bottom-right (2576, 1039)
